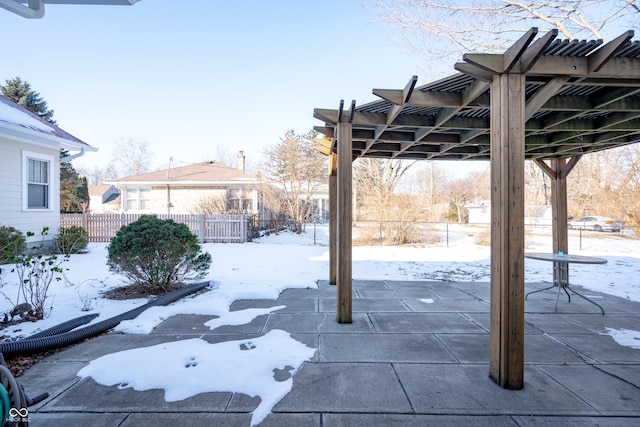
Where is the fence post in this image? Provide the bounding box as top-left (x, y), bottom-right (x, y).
top-left (81, 214), bottom-right (89, 240)
top-left (199, 214), bottom-right (205, 243)
top-left (579, 228), bottom-right (582, 251)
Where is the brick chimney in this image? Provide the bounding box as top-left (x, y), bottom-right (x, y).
top-left (237, 151), bottom-right (245, 172)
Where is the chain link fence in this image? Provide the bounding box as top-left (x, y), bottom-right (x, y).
top-left (344, 221), bottom-right (638, 247)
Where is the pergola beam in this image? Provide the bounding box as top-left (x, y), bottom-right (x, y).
top-left (525, 77), bottom-right (570, 121)
top-left (588, 30), bottom-right (634, 73)
top-left (517, 29), bottom-right (558, 73)
top-left (504, 27), bottom-right (538, 72)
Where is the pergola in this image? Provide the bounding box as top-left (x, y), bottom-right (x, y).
top-left (313, 28), bottom-right (640, 390)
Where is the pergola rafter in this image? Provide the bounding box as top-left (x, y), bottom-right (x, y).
top-left (314, 30), bottom-right (640, 163)
top-left (314, 28), bottom-right (640, 391)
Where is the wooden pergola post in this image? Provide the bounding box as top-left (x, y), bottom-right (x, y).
top-left (329, 152), bottom-right (337, 285)
top-left (489, 72), bottom-right (526, 390)
top-left (550, 159), bottom-right (569, 254)
top-left (336, 111), bottom-right (353, 323)
top-left (534, 156), bottom-right (581, 255)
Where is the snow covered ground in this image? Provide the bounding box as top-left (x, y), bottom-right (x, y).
top-left (1, 224), bottom-right (639, 425)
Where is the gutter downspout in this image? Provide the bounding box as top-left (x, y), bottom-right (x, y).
top-left (0, 0), bottom-right (44, 19)
top-left (61, 148), bottom-right (86, 163)
top-left (166, 157), bottom-right (173, 214)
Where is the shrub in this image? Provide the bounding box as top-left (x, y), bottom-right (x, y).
top-left (56, 226), bottom-right (88, 255)
top-left (107, 215), bottom-right (212, 293)
top-left (10, 228), bottom-right (68, 319)
top-left (0, 225), bottom-right (25, 264)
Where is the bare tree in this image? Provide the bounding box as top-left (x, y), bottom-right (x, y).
top-left (111, 137), bottom-right (155, 177)
top-left (374, 0), bottom-right (639, 61)
top-left (618, 145), bottom-right (640, 226)
top-left (192, 194), bottom-right (230, 214)
top-left (258, 129), bottom-right (326, 233)
top-left (406, 162), bottom-right (452, 220)
top-left (212, 146), bottom-right (237, 168)
top-left (354, 158), bottom-right (416, 220)
top-left (525, 161), bottom-right (551, 206)
top-left (78, 163), bottom-right (119, 185)
top-left (192, 191), bottom-right (255, 215)
top-left (354, 158), bottom-right (424, 243)
top-left (567, 148), bottom-right (635, 223)
top-left (435, 169), bottom-right (490, 223)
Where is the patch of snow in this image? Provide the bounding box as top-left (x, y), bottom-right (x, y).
top-left (605, 328), bottom-right (640, 349)
top-left (77, 329), bottom-right (316, 426)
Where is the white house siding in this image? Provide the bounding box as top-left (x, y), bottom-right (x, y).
top-left (116, 185), bottom-right (229, 214)
top-left (0, 138), bottom-right (60, 245)
top-left (161, 185), bottom-right (229, 214)
top-left (115, 184), bottom-right (262, 216)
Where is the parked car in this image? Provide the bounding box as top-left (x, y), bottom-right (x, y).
top-left (567, 216), bottom-right (623, 232)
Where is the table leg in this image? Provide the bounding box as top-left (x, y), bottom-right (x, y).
top-left (565, 287), bottom-right (606, 315)
top-left (525, 283), bottom-right (556, 300)
top-left (553, 261), bottom-right (570, 313)
top-left (555, 261), bottom-right (604, 315)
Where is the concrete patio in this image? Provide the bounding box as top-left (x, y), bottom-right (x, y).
top-left (18, 279), bottom-right (640, 426)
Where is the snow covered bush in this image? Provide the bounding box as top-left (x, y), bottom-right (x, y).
top-left (55, 225), bottom-right (88, 255)
top-left (9, 228), bottom-right (68, 319)
top-left (107, 215), bottom-right (212, 293)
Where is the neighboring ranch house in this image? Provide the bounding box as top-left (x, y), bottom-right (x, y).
top-left (0, 94), bottom-right (96, 247)
top-left (106, 154), bottom-right (263, 217)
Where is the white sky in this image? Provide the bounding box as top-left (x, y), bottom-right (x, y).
top-left (0, 1), bottom-right (437, 173)
top-left (1, 224), bottom-right (640, 425)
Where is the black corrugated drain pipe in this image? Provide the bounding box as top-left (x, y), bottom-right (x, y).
top-left (26, 313), bottom-right (100, 340)
top-left (0, 281), bottom-right (210, 357)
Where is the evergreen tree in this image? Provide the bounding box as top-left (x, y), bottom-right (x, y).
top-left (60, 150), bottom-right (89, 213)
top-left (1, 77), bottom-right (56, 124)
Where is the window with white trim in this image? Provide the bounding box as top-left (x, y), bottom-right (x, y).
top-left (125, 188), bottom-right (151, 211)
top-left (22, 151), bottom-right (53, 210)
top-left (228, 188), bottom-right (253, 213)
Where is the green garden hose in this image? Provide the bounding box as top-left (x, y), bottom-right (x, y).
top-left (0, 382), bottom-right (9, 426)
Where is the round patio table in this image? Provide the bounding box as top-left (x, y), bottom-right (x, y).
top-left (524, 252), bottom-right (607, 315)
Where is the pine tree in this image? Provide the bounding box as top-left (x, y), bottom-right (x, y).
top-left (1, 77), bottom-right (56, 125)
top-left (60, 150), bottom-right (89, 213)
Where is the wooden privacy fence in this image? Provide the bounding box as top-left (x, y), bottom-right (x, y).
top-left (60, 213), bottom-right (248, 243)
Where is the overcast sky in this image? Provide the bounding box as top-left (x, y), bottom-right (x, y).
top-left (0, 0), bottom-right (442, 172)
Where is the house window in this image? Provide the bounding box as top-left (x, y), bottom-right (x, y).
top-left (22, 151), bottom-right (53, 210)
top-left (125, 188), bottom-right (151, 211)
top-left (139, 188), bottom-right (151, 210)
top-left (229, 189), bottom-right (252, 213)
